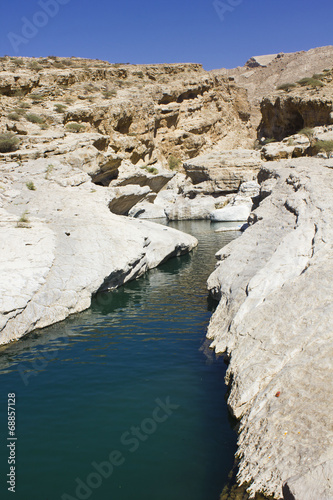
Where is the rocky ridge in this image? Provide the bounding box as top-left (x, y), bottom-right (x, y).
top-left (207, 158), bottom-right (333, 499)
top-left (0, 56), bottom-right (254, 181)
top-left (214, 45), bottom-right (333, 129)
top-left (258, 69), bottom-right (333, 141)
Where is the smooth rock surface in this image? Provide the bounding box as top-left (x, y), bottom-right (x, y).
top-left (0, 159), bottom-right (197, 345)
top-left (207, 158), bottom-right (333, 499)
top-left (164, 195), bottom-right (218, 220)
top-left (210, 205), bottom-right (251, 222)
top-left (128, 200), bottom-right (167, 219)
top-left (108, 184), bottom-right (151, 215)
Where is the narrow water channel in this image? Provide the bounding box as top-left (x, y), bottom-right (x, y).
top-left (0, 220), bottom-right (240, 500)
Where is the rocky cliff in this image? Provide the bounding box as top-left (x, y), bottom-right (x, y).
top-left (1, 50), bottom-right (333, 500)
top-left (207, 158), bottom-right (333, 499)
top-left (214, 45), bottom-right (333, 129)
top-left (258, 69), bottom-right (333, 141)
top-left (0, 56), bottom-right (254, 185)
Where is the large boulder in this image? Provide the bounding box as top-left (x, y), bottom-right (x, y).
top-left (128, 201), bottom-right (167, 219)
top-left (164, 195), bottom-right (218, 220)
top-left (210, 205), bottom-right (251, 222)
top-left (110, 161), bottom-right (175, 193)
top-left (108, 185), bottom-right (151, 215)
top-left (183, 149), bottom-right (262, 192)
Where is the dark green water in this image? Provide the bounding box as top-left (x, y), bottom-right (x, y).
top-left (0, 221), bottom-right (239, 500)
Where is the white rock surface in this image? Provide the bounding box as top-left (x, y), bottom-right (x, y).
top-left (0, 159), bottom-right (197, 345)
top-left (128, 200), bottom-right (167, 219)
top-left (183, 149), bottom-right (262, 192)
top-left (108, 184), bottom-right (151, 215)
top-left (210, 205), bottom-right (251, 222)
top-left (207, 158), bottom-right (333, 499)
top-left (110, 161), bottom-right (175, 192)
top-left (165, 195), bottom-right (217, 220)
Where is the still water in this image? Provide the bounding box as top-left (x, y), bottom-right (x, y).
top-left (0, 221), bottom-right (240, 500)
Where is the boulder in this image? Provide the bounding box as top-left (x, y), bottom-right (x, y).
top-left (110, 161), bottom-right (175, 193)
top-left (128, 201), bottom-right (167, 219)
top-left (261, 142), bottom-right (295, 161)
top-left (108, 185), bottom-right (151, 215)
top-left (183, 149), bottom-right (262, 192)
top-left (165, 195), bottom-right (218, 220)
top-left (210, 205), bottom-right (251, 222)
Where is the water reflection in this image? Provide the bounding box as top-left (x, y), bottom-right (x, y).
top-left (0, 221), bottom-right (241, 500)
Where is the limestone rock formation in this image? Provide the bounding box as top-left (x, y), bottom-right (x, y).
top-left (164, 194), bottom-right (218, 220)
top-left (128, 200), bottom-right (167, 219)
top-left (0, 56), bottom-right (254, 181)
top-left (0, 158), bottom-right (197, 345)
top-left (207, 158), bottom-right (333, 499)
top-left (213, 45), bottom-right (333, 128)
top-left (183, 149), bottom-right (262, 192)
top-left (210, 205), bottom-right (251, 222)
top-left (259, 73), bottom-right (333, 141)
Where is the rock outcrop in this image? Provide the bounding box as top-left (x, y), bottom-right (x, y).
top-left (0, 158), bottom-right (197, 345)
top-left (207, 158), bottom-right (333, 499)
top-left (1, 51), bottom-right (333, 500)
top-left (259, 71), bottom-right (333, 141)
top-left (213, 45), bottom-right (333, 128)
top-left (183, 149), bottom-right (262, 192)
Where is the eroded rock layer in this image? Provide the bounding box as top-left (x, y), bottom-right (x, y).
top-left (0, 57), bottom-right (254, 182)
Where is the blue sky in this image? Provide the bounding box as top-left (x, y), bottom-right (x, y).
top-left (1, 0), bottom-right (332, 70)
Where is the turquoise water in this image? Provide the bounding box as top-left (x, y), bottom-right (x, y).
top-left (0, 221), bottom-right (239, 500)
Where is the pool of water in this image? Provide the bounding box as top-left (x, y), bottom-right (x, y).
top-left (0, 220), bottom-right (240, 500)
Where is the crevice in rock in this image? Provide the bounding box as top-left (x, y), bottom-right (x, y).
top-left (283, 200), bottom-right (299, 220)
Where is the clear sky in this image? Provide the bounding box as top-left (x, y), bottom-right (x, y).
top-left (1, 0), bottom-right (332, 70)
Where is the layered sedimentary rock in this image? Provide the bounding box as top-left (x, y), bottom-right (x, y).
top-left (207, 158), bottom-right (333, 499)
top-left (214, 45), bottom-right (333, 128)
top-left (0, 56), bottom-right (254, 184)
top-left (0, 159), bottom-right (197, 345)
top-left (183, 149), bottom-right (262, 192)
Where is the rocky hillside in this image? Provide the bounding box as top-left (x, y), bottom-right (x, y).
top-left (258, 69), bottom-right (333, 140)
top-left (0, 56), bottom-right (254, 187)
top-left (214, 45), bottom-right (333, 128)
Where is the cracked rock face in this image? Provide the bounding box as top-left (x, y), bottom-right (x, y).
top-left (0, 158), bottom-right (197, 345)
top-left (207, 158), bottom-right (333, 499)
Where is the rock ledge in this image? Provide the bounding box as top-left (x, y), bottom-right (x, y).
top-left (207, 158), bottom-right (333, 499)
